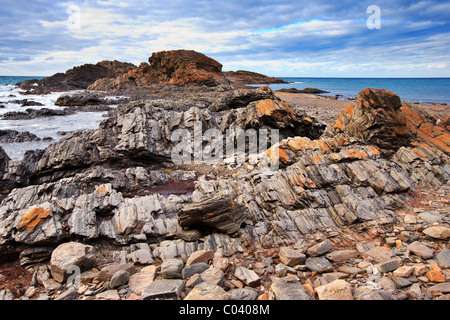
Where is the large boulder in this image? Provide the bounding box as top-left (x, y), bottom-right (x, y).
top-left (49, 242), bottom-right (97, 283)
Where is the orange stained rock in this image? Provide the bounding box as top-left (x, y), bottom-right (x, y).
top-left (426, 270), bottom-right (446, 283)
top-left (18, 207), bottom-right (51, 231)
top-left (255, 99), bottom-right (297, 122)
top-left (342, 149), bottom-right (368, 160)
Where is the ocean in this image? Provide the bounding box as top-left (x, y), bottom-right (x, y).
top-left (0, 76), bottom-right (110, 160)
top-left (270, 77), bottom-right (450, 105)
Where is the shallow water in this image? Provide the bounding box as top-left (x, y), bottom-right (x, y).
top-left (0, 83), bottom-right (110, 161)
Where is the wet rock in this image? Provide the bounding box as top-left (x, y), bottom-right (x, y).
top-left (0, 130), bottom-right (41, 143)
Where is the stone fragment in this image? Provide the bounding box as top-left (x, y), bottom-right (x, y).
top-left (96, 289), bottom-right (120, 300)
top-left (128, 265), bottom-right (157, 295)
top-left (423, 226), bottom-right (450, 240)
top-left (161, 259), bottom-right (184, 279)
top-left (55, 288), bottom-right (77, 300)
top-left (49, 242), bottom-right (96, 283)
top-left (418, 211), bottom-right (443, 224)
top-left (377, 259), bottom-right (401, 274)
top-left (393, 266), bottom-right (414, 278)
top-left (407, 241), bottom-right (435, 260)
top-left (271, 278), bottom-right (311, 300)
top-left (279, 247), bottom-right (306, 266)
top-left (306, 240), bottom-right (333, 257)
top-left (182, 263), bottom-right (210, 279)
top-left (201, 268), bottom-right (225, 286)
top-left (228, 288), bottom-right (259, 300)
top-left (184, 282), bottom-right (230, 300)
top-left (436, 247), bottom-right (450, 269)
top-left (234, 266), bottom-right (261, 287)
top-left (186, 250), bottom-right (214, 266)
top-left (427, 282), bottom-right (450, 294)
top-left (305, 257), bottom-right (333, 273)
top-left (325, 250), bottom-right (359, 262)
top-left (98, 264), bottom-right (136, 282)
top-left (363, 246), bottom-right (395, 263)
top-left (315, 279), bottom-right (353, 300)
top-left (141, 279), bottom-right (185, 300)
top-left (110, 270), bottom-right (130, 289)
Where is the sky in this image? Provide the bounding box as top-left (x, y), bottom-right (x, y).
top-left (0, 0), bottom-right (449, 77)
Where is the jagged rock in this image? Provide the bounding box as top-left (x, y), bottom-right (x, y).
top-left (89, 50), bottom-right (230, 91)
top-left (234, 266), bottom-right (261, 287)
top-left (0, 130), bottom-right (41, 143)
top-left (17, 60), bottom-right (137, 92)
top-left (324, 88), bottom-right (411, 156)
top-left (177, 196), bottom-right (248, 235)
top-left (223, 70), bottom-right (288, 85)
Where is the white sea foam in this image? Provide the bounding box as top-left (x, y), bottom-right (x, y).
top-left (0, 85), bottom-right (109, 160)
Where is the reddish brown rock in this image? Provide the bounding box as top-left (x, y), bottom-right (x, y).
top-left (325, 88), bottom-right (411, 156)
top-left (88, 50), bottom-right (230, 90)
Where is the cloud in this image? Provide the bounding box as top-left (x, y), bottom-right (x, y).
top-left (0, 0), bottom-right (449, 77)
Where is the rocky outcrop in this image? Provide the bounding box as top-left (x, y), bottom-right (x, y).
top-left (0, 85), bottom-right (448, 301)
top-left (88, 50), bottom-right (230, 91)
top-left (0, 130), bottom-right (41, 143)
top-left (223, 70), bottom-right (288, 85)
top-left (324, 88), bottom-right (411, 157)
top-left (17, 60), bottom-right (137, 93)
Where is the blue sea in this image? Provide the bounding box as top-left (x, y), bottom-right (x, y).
top-left (1, 76), bottom-right (450, 104)
top-left (269, 77), bottom-right (450, 105)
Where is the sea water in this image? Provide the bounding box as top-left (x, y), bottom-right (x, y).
top-left (269, 77), bottom-right (450, 105)
top-left (0, 76), bottom-right (110, 160)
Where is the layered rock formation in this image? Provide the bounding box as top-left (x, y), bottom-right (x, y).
top-left (0, 85), bottom-right (448, 266)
